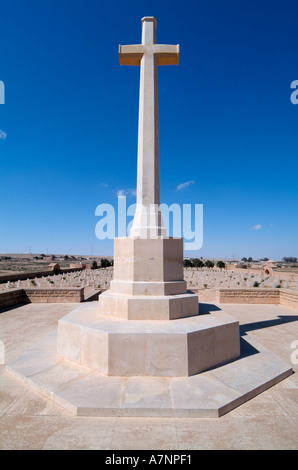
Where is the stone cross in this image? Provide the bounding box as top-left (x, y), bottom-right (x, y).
top-left (119, 17), bottom-right (179, 238)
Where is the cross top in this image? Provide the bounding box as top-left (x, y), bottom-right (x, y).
top-left (119, 17), bottom-right (179, 66)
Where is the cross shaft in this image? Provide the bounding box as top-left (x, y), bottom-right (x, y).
top-left (119, 17), bottom-right (179, 238)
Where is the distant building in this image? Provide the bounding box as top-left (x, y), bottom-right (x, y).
top-left (69, 263), bottom-right (83, 269)
top-left (262, 260), bottom-right (277, 277)
top-left (48, 263), bottom-right (60, 275)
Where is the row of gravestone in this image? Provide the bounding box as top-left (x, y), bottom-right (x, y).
top-left (184, 268), bottom-right (295, 290)
top-left (2, 268), bottom-right (113, 291)
top-left (2, 268), bottom-right (296, 291)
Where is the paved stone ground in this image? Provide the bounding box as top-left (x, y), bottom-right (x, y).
top-left (0, 294), bottom-right (297, 450)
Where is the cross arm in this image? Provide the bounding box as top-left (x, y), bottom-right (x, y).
top-left (119, 45), bottom-right (144, 66)
top-left (154, 44), bottom-right (180, 65)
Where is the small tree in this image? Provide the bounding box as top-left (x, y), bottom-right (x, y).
top-left (92, 260), bottom-right (98, 269)
top-left (204, 260), bottom-right (214, 268)
top-left (283, 257), bottom-right (297, 263)
top-left (183, 259), bottom-right (193, 268)
top-left (100, 258), bottom-right (112, 268)
top-left (216, 260), bottom-right (225, 269)
top-left (192, 258), bottom-right (204, 268)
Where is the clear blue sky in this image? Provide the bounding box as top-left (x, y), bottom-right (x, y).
top-left (0, 0), bottom-right (297, 260)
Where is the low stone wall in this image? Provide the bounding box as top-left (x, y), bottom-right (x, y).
top-left (195, 291), bottom-right (212, 303)
top-left (0, 267), bottom-right (84, 285)
top-left (0, 270), bottom-right (55, 284)
top-left (279, 289), bottom-right (298, 309)
top-left (0, 288), bottom-right (84, 309)
top-left (216, 288), bottom-right (298, 309)
top-left (24, 288), bottom-right (84, 304)
top-left (0, 289), bottom-right (26, 309)
top-left (216, 288), bottom-right (280, 304)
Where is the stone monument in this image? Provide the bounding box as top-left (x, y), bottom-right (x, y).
top-left (57, 17), bottom-right (240, 377)
top-left (6, 18), bottom-right (292, 417)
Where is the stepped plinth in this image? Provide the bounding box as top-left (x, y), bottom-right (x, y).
top-left (99, 237), bottom-right (198, 320)
top-left (57, 234), bottom-right (240, 377)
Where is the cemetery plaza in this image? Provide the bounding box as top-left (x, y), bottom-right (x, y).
top-left (1, 258), bottom-right (297, 449)
top-left (0, 286), bottom-right (297, 449)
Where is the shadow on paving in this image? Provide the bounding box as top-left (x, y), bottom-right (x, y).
top-left (199, 302), bottom-right (298, 361)
top-left (240, 315), bottom-right (298, 334)
top-left (238, 315), bottom-right (298, 360)
top-left (0, 303), bottom-right (27, 315)
top-left (239, 336), bottom-right (260, 358)
top-left (199, 302), bottom-right (222, 315)
top-left (198, 302), bottom-right (260, 360)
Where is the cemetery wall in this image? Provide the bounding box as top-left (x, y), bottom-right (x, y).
top-left (0, 289), bottom-right (26, 308)
top-left (216, 288), bottom-right (298, 309)
top-left (216, 288), bottom-right (280, 304)
top-left (0, 287), bottom-right (84, 308)
top-left (275, 271), bottom-right (298, 282)
top-left (279, 289), bottom-right (298, 309)
top-left (225, 265), bottom-right (263, 276)
top-left (0, 267), bottom-right (84, 284)
top-left (24, 288), bottom-right (84, 303)
top-left (195, 291), bottom-right (211, 303)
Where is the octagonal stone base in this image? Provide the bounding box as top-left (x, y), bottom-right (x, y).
top-left (57, 304), bottom-right (240, 377)
top-left (6, 302), bottom-right (293, 418)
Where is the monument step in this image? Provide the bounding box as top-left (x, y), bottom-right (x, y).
top-left (109, 280), bottom-right (187, 296)
top-left (98, 289), bottom-right (199, 320)
top-left (57, 303), bottom-right (240, 377)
